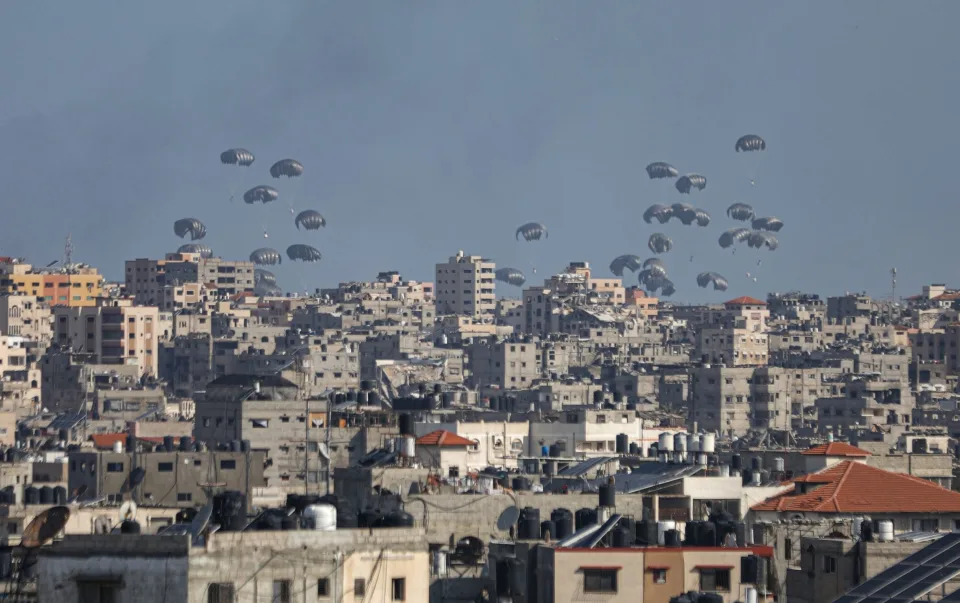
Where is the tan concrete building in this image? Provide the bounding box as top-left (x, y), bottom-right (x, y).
top-left (697, 327), bottom-right (769, 366)
top-left (126, 253), bottom-right (255, 303)
top-left (435, 251), bottom-right (496, 316)
top-left (0, 295), bottom-right (52, 347)
top-left (39, 528), bottom-right (430, 603)
top-left (53, 298), bottom-right (160, 377)
top-left (468, 339), bottom-right (541, 389)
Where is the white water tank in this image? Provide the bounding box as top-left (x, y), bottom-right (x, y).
top-left (674, 433), bottom-right (687, 452)
top-left (434, 550), bottom-right (448, 578)
top-left (878, 520), bottom-right (894, 542)
top-left (701, 432), bottom-right (716, 454)
top-left (745, 586), bottom-right (758, 603)
top-left (719, 464), bottom-right (730, 477)
top-left (658, 432), bottom-right (674, 452)
top-left (399, 436), bottom-right (416, 458)
top-left (657, 520), bottom-right (676, 546)
top-left (690, 435), bottom-right (701, 453)
top-left (112, 441), bottom-right (123, 453)
top-left (772, 457), bottom-right (785, 472)
top-left (302, 504), bottom-right (337, 531)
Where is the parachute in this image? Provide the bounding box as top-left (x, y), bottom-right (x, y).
top-left (719, 228), bottom-right (751, 249)
top-left (670, 203), bottom-right (711, 227)
top-left (697, 271), bottom-right (729, 291)
top-left (747, 231), bottom-right (779, 250)
top-left (243, 185), bottom-right (279, 204)
top-left (495, 267), bottom-right (526, 287)
top-left (639, 271), bottom-right (674, 296)
top-left (675, 173), bottom-right (707, 194)
top-left (751, 216), bottom-right (784, 232)
top-left (254, 283), bottom-right (283, 297)
top-left (220, 148), bottom-right (255, 166)
top-left (177, 244), bottom-right (212, 259)
top-left (648, 233), bottom-right (673, 254)
top-left (295, 210), bottom-right (326, 231)
top-left (643, 204), bottom-right (673, 225)
top-left (287, 244), bottom-right (322, 262)
top-left (173, 218), bottom-right (206, 240)
top-left (249, 248), bottom-right (282, 266)
top-left (270, 159), bottom-right (304, 178)
top-left (609, 254), bottom-right (643, 277)
top-left (254, 269), bottom-right (277, 287)
top-left (516, 222), bottom-right (548, 241)
top-left (645, 162), bottom-right (679, 179)
top-left (735, 135), bottom-right (766, 152)
top-left (642, 257), bottom-right (668, 279)
top-left (726, 203), bottom-right (755, 222)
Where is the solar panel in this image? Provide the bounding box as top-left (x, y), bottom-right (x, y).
top-left (832, 533), bottom-right (960, 603)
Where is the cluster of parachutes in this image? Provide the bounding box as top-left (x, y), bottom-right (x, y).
top-left (624, 134), bottom-right (779, 295)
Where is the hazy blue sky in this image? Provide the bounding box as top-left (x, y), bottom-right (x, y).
top-left (2, 1), bottom-right (959, 301)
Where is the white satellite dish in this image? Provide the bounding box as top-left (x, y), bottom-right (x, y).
top-left (120, 500), bottom-right (138, 521)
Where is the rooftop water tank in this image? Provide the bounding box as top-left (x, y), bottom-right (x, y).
top-left (658, 432), bottom-right (674, 452)
top-left (877, 520), bottom-right (894, 542)
top-left (701, 432), bottom-right (716, 453)
top-left (112, 441), bottom-right (123, 453)
top-left (302, 504), bottom-right (337, 531)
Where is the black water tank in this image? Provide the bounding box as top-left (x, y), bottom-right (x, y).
top-left (540, 520), bottom-right (556, 540)
top-left (685, 520), bottom-right (702, 545)
top-left (357, 391), bottom-right (369, 405)
top-left (598, 483), bottom-right (616, 508)
top-left (368, 391), bottom-right (379, 405)
top-left (735, 521), bottom-right (747, 547)
top-left (346, 390), bottom-right (357, 403)
top-left (575, 508), bottom-right (597, 531)
top-left (24, 487), bottom-right (39, 505)
top-left (593, 390), bottom-right (604, 404)
top-left (861, 520), bottom-right (874, 542)
top-left (518, 507), bottom-right (540, 539)
top-left (2, 487), bottom-right (14, 504)
top-left (433, 383), bottom-right (443, 394)
top-left (120, 520), bottom-right (141, 534)
top-left (664, 529), bottom-right (682, 547)
top-left (698, 521), bottom-right (717, 547)
top-left (179, 436), bottom-right (192, 451)
top-left (699, 594), bottom-right (723, 603)
top-left (551, 509), bottom-right (573, 539)
top-left (229, 440), bottom-right (241, 452)
top-left (731, 454), bottom-right (742, 471)
top-left (495, 560), bottom-right (511, 596)
top-left (612, 391), bottom-right (623, 403)
top-left (751, 456), bottom-right (761, 471)
top-left (126, 434), bottom-right (137, 453)
top-left (39, 486), bottom-right (54, 505)
top-left (0, 489), bottom-right (12, 505)
top-left (512, 477), bottom-right (531, 492)
top-left (741, 554), bottom-right (760, 584)
top-left (615, 434), bottom-right (629, 454)
top-left (240, 440), bottom-right (251, 452)
top-left (612, 525), bottom-right (631, 547)
top-left (0, 548), bottom-right (11, 580)
top-left (3, 449), bottom-right (14, 463)
top-left (163, 436), bottom-right (175, 452)
top-left (629, 443), bottom-right (640, 455)
top-left (357, 510), bottom-right (381, 528)
top-left (259, 509), bottom-right (286, 531)
top-left (281, 515), bottom-right (299, 531)
top-left (636, 519), bottom-right (658, 545)
top-left (913, 438), bottom-right (928, 454)
top-left (382, 510), bottom-right (415, 528)
top-left (398, 414), bottom-right (414, 436)
top-left (213, 491), bottom-right (247, 531)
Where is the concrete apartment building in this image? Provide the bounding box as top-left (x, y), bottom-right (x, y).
top-left (435, 251), bottom-right (496, 316)
top-left (0, 336), bottom-right (41, 414)
top-left (697, 327), bottom-right (769, 366)
top-left (0, 258), bottom-right (104, 307)
top-left (40, 349), bottom-right (142, 414)
top-left (193, 375), bottom-right (329, 488)
top-left (67, 448), bottom-right (266, 507)
top-left (827, 292), bottom-right (876, 322)
top-left (0, 295), bottom-right (52, 347)
top-left (815, 378), bottom-right (916, 436)
top-left (39, 528), bottom-right (430, 603)
top-left (520, 263), bottom-right (626, 337)
top-left (468, 339), bottom-right (541, 389)
top-left (53, 297), bottom-right (160, 378)
top-left (125, 252), bottom-right (255, 303)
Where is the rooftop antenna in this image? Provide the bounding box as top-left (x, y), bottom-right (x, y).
top-left (890, 267), bottom-right (897, 302)
top-left (63, 233), bottom-right (73, 268)
top-left (7, 505), bottom-right (70, 601)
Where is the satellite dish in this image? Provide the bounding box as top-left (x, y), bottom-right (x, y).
top-left (120, 500), bottom-right (138, 521)
top-left (496, 506), bottom-right (520, 532)
top-left (71, 484), bottom-right (88, 503)
top-left (128, 467), bottom-right (146, 491)
top-left (21, 506), bottom-right (70, 548)
top-left (93, 515), bottom-right (111, 534)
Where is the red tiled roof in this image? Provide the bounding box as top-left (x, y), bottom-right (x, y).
top-left (751, 461), bottom-right (960, 513)
top-left (800, 442), bottom-right (871, 457)
top-left (416, 430), bottom-right (474, 447)
top-left (724, 296), bottom-right (766, 306)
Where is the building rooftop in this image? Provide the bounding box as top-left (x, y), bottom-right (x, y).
top-left (724, 296), bottom-right (767, 306)
top-left (800, 442), bottom-right (871, 457)
top-left (89, 433), bottom-right (163, 450)
top-left (752, 461), bottom-right (960, 513)
top-left (416, 430), bottom-right (474, 447)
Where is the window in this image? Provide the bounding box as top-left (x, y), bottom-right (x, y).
top-left (78, 580), bottom-right (120, 603)
top-left (272, 580), bottom-right (290, 603)
top-left (652, 569), bottom-right (667, 584)
top-left (207, 583), bottom-right (235, 603)
top-left (392, 578), bottom-right (406, 601)
top-left (6, 522), bottom-right (18, 535)
top-left (583, 569), bottom-right (618, 593)
top-left (177, 493), bottom-right (192, 502)
top-left (106, 462), bottom-right (124, 473)
top-left (251, 419), bottom-right (269, 428)
top-left (784, 538), bottom-right (793, 560)
top-left (822, 556), bottom-right (837, 574)
top-left (699, 568), bottom-right (731, 592)
top-left (354, 578), bottom-right (366, 597)
top-left (913, 518), bottom-right (939, 532)
top-left (158, 462), bottom-right (173, 472)
top-left (317, 578), bottom-right (330, 597)
top-left (220, 460), bottom-right (236, 470)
